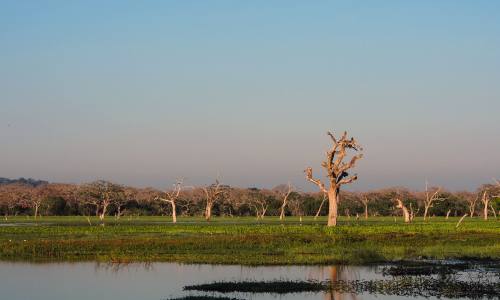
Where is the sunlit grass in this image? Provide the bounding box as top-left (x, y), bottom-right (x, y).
top-left (0, 216), bottom-right (498, 265)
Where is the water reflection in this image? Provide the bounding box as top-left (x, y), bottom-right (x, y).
top-left (324, 266), bottom-right (358, 300)
top-left (0, 262), bottom-right (497, 300)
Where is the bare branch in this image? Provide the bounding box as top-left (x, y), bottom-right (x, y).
top-left (337, 174), bottom-right (358, 186)
top-left (304, 167), bottom-right (328, 194)
top-left (327, 131), bottom-right (337, 144)
top-left (338, 153), bottom-right (364, 174)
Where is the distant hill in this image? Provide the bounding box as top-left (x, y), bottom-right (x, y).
top-left (0, 177), bottom-right (48, 187)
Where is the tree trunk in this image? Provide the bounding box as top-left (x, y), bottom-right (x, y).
top-left (445, 209), bottom-right (451, 219)
top-left (314, 195), bottom-right (327, 220)
top-left (171, 202), bottom-right (177, 223)
top-left (484, 204), bottom-right (488, 220)
top-left (402, 206), bottom-right (410, 223)
top-left (261, 206), bottom-right (267, 219)
top-left (396, 199), bottom-right (410, 223)
top-left (205, 203), bottom-right (212, 221)
top-left (423, 206), bottom-right (429, 221)
top-left (364, 203), bottom-right (368, 219)
top-left (469, 206), bottom-right (475, 218)
top-left (490, 204), bottom-right (497, 219)
top-left (279, 202), bottom-right (286, 221)
top-left (327, 188), bottom-right (338, 227)
top-left (34, 205), bottom-right (39, 220)
top-left (99, 204), bottom-right (107, 221)
top-left (456, 214), bottom-right (468, 228)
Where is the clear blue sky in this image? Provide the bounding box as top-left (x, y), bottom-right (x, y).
top-left (1, 1), bottom-right (499, 191)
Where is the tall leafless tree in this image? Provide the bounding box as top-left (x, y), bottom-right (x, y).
top-left (463, 192), bottom-right (479, 218)
top-left (274, 182), bottom-right (294, 221)
top-left (244, 188), bottom-right (270, 220)
top-left (25, 184), bottom-right (53, 219)
top-left (0, 184), bottom-right (25, 220)
top-left (114, 187), bottom-right (137, 219)
top-left (395, 198), bottom-right (411, 223)
top-left (422, 181), bottom-right (445, 221)
top-left (203, 179), bottom-right (226, 221)
top-left (480, 190), bottom-right (490, 220)
top-left (305, 131), bottom-right (363, 226)
top-left (288, 196), bottom-right (304, 221)
top-left (314, 193), bottom-right (327, 220)
top-left (155, 180), bottom-right (185, 223)
top-left (358, 193), bottom-right (371, 219)
top-left (80, 181), bottom-right (124, 222)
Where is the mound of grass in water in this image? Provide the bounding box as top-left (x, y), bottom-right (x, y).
top-left (166, 297), bottom-right (242, 300)
top-left (381, 261), bottom-right (470, 276)
top-left (184, 277), bottom-right (500, 299)
top-left (184, 280), bottom-right (325, 293)
top-left (330, 277), bottom-right (499, 299)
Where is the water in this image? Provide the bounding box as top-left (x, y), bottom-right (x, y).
top-left (0, 262), bottom-right (497, 300)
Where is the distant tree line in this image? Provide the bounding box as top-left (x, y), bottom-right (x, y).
top-left (0, 178), bottom-right (498, 222)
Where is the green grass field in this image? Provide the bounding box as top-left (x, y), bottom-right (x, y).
top-left (0, 216), bottom-right (498, 265)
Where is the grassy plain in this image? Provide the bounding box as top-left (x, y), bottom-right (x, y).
top-left (0, 216), bottom-right (498, 265)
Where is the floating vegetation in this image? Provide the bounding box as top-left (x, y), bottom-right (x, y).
top-left (165, 297), bottom-right (243, 300)
top-left (329, 277), bottom-right (499, 299)
top-left (380, 261), bottom-right (470, 276)
top-left (184, 277), bottom-right (500, 299)
top-left (184, 280), bottom-right (325, 294)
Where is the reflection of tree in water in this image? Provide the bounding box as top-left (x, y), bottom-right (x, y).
top-left (324, 266), bottom-right (359, 300)
top-left (94, 261), bottom-right (154, 274)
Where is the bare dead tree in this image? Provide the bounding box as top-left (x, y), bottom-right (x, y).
top-left (465, 193), bottom-right (479, 218)
top-left (80, 181), bottom-right (124, 223)
top-left (480, 190), bottom-right (490, 220)
top-left (26, 185), bottom-right (53, 219)
top-left (395, 198), bottom-right (411, 223)
top-left (252, 196), bottom-right (269, 220)
top-left (114, 187), bottom-right (136, 219)
top-left (288, 196), bottom-right (304, 221)
top-left (490, 203), bottom-right (497, 219)
top-left (409, 202), bottom-right (419, 222)
top-left (177, 188), bottom-right (200, 217)
top-left (243, 188), bottom-right (270, 220)
top-left (493, 179), bottom-right (500, 215)
top-left (305, 131), bottom-right (363, 226)
top-left (274, 182), bottom-right (294, 221)
top-left (314, 194), bottom-right (327, 220)
top-left (456, 213), bottom-right (468, 228)
top-left (358, 193), bottom-right (371, 219)
top-left (203, 179), bottom-right (226, 221)
top-left (422, 181), bottom-right (445, 221)
top-left (0, 184), bottom-right (25, 220)
top-left (155, 179), bottom-right (185, 223)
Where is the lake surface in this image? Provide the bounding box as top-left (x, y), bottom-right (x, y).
top-left (0, 262), bottom-right (496, 300)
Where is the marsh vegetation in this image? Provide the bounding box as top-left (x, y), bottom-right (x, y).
top-left (0, 216), bottom-right (498, 265)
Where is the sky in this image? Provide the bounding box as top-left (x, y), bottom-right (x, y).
top-left (1, 1), bottom-right (499, 191)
